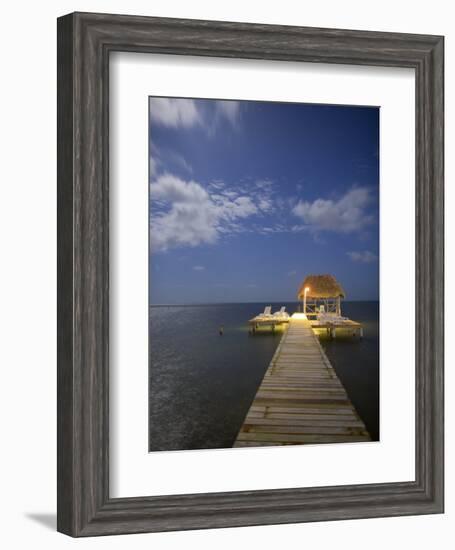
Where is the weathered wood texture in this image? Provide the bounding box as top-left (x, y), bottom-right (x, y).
top-left (57, 11), bottom-right (444, 537)
top-left (235, 316), bottom-right (370, 447)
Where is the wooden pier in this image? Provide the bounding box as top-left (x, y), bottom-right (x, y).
top-left (235, 314), bottom-right (371, 447)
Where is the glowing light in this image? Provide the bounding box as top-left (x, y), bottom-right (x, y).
top-left (292, 313), bottom-right (308, 320)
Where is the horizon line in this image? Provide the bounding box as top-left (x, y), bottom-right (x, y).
top-left (150, 299), bottom-right (379, 307)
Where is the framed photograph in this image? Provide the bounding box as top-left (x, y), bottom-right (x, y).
top-left (57, 12), bottom-right (444, 536)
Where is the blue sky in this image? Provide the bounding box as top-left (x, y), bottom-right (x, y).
top-left (149, 97), bottom-right (379, 304)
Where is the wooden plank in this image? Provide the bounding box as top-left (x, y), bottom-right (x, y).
top-left (267, 369), bottom-right (337, 381)
top-left (262, 375), bottom-right (344, 389)
top-left (261, 382), bottom-right (344, 390)
top-left (243, 417), bottom-right (365, 428)
top-left (271, 366), bottom-right (328, 370)
top-left (248, 406), bottom-right (358, 415)
top-left (261, 377), bottom-right (343, 385)
top-left (259, 384), bottom-right (346, 392)
top-left (241, 424), bottom-right (368, 435)
top-left (233, 442), bottom-right (281, 447)
top-left (262, 412), bottom-right (356, 420)
top-left (255, 393), bottom-right (350, 403)
top-left (264, 403), bottom-right (355, 412)
top-left (236, 432), bottom-right (371, 444)
top-left (260, 385), bottom-right (345, 392)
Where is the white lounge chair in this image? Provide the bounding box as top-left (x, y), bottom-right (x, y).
top-left (317, 311), bottom-right (348, 324)
top-left (257, 306), bottom-right (272, 318)
top-left (273, 306), bottom-right (289, 319)
top-left (332, 315), bottom-right (349, 324)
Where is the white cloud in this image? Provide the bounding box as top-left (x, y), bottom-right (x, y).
top-left (149, 155), bottom-right (158, 178)
top-left (149, 98), bottom-right (202, 128)
top-left (287, 270), bottom-right (297, 276)
top-left (228, 196), bottom-right (258, 218)
top-left (193, 265), bottom-right (205, 271)
top-left (150, 174), bottom-right (208, 204)
top-left (290, 225), bottom-right (307, 233)
top-left (150, 144), bottom-right (193, 177)
top-left (168, 152), bottom-right (193, 174)
top-left (258, 198), bottom-right (272, 212)
top-left (215, 100), bottom-right (241, 126)
top-left (150, 174), bottom-right (264, 251)
top-left (149, 98), bottom-right (242, 132)
top-left (149, 141), bottom-right (161, 177)
top-left (209, 181), bottom-right (225, 191)
top-left (347, 250), bottom-right (378, 263)
top-left (256, 179), bottom-right (274, 190)
top-left (151, 201), bottom-right (219, 251)
top-left (292, 187), bottom-right (374, 233)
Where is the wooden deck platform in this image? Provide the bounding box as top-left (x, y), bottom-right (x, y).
top-left (310, 319), bottom-right (363, 339)
top-left (248, 316), bottom-right (289, 332)
top-left (235, 314), bottom-right (371, 447)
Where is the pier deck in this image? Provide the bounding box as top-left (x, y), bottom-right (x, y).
top-left (235, 314), bottom-right (371, 447)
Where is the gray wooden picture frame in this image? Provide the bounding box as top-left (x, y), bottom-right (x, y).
top-left (57, 12), bottom-right (444, 537)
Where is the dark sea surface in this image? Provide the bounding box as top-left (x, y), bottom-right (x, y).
top-left (149, 302), bottom-right (379, 451)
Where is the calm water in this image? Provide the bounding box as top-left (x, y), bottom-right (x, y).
top-left (149, 302), bottom-right (379, 451)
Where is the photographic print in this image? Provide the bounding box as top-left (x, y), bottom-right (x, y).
top-left (149, 97), bottom-right (379, 451)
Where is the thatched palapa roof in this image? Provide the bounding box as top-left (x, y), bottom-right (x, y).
top-left (297, 274), bottom-right (345, 299)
